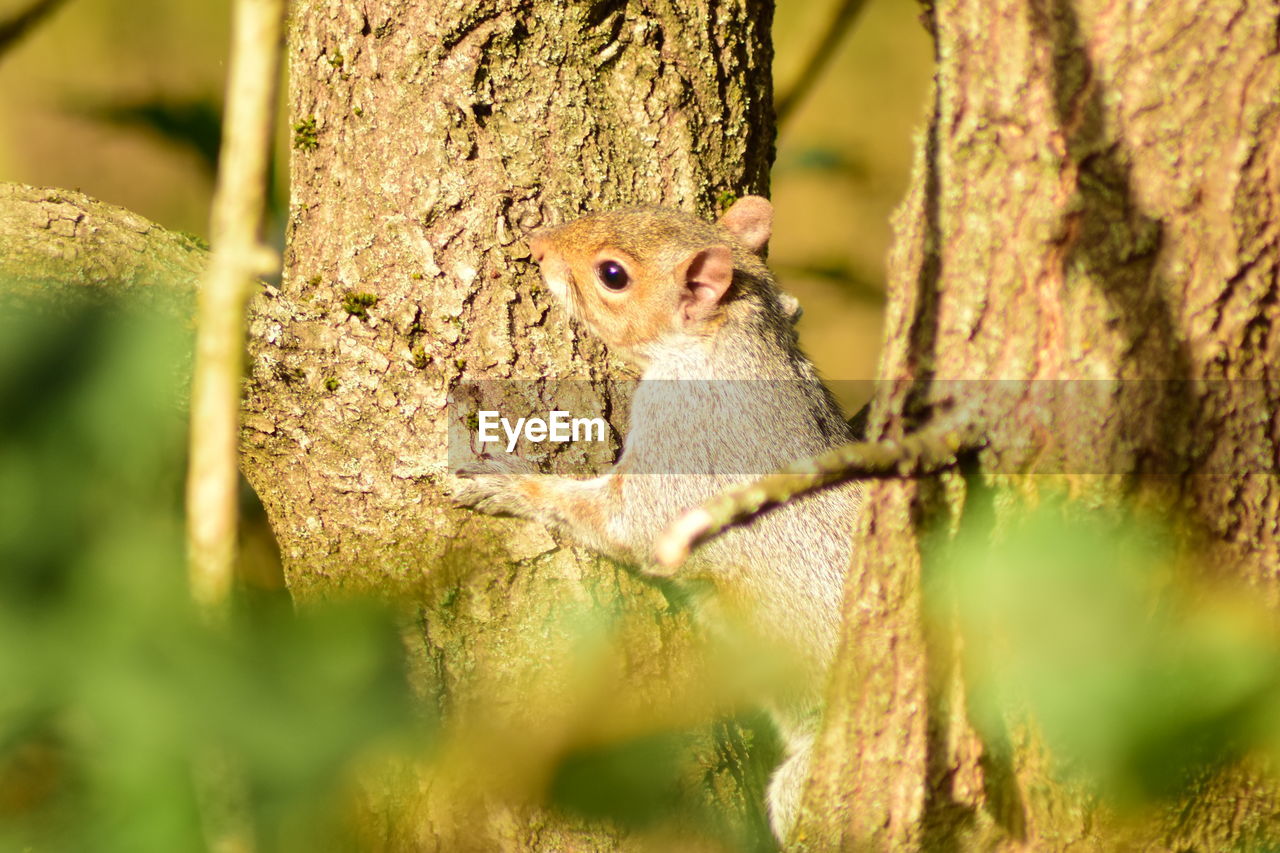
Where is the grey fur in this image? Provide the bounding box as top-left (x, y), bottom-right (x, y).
top-left (451, 201), bottom-right (862, 841)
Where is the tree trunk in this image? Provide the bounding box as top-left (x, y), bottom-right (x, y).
top-left (798, 0), bottom-right (1280, 849)
top-left (243, 1), bottom-right (776, 848)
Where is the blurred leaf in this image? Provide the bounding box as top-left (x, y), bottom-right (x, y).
top-left (938, 497), bottom-right (1280, 804)
top-left (547, 713), bottom-right (779, 851)
top-left (550, 730), bottom-right (701, 828)
top-left (0, 285), bottom-right (424, 852)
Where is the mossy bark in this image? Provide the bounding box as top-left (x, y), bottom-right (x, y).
top-left (0, 182), bottom-right (206, 297)
top-left (243, 1), bottom-right (777, 849)
top-left (796, 0), bottom-right (1280, 849)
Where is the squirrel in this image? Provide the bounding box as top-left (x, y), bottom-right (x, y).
top-left (451, 196), bottom-right (862, 841)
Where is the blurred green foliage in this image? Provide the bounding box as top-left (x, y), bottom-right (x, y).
top-left (552, 729), bottom-right (707, 828)
top-left (549, 713), bottom-right (779, 852)
top-left (938, 493), bottom-right (1280, 805)
top-left (0, 286), bottom-right (423, 852)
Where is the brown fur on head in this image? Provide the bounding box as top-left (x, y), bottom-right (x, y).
top-left (527, 196), bottom-right (777, 366)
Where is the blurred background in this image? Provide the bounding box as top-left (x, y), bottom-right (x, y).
top-left (0, 0), bottom-right (934, 389)
top-left (0, 0), bottom-right (232, 232)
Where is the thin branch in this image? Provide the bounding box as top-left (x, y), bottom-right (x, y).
top-left (653, 420), bottom-right (983, 571)
top-left (186, 0), bottom-right (286, 614)
top-left (774, 0), bottom-right (870, 127)
top-left (185, 2), bottom-right (285, 850)
top-left (0, 0), bottom-right (71, 60)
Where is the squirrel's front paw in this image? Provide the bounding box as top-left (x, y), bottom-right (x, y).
top-left (449, 454), bottom-right (537, 516)
top-left (448, 474), bottom-right (511, 514)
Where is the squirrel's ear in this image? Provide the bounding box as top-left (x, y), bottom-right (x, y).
top-left (677, 245), bottom-right (734, 323)
top-left (717, 195), bottom-right (772, 255)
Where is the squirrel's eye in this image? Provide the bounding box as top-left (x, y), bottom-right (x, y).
top-left (596, 260), bottom-right (630, 292)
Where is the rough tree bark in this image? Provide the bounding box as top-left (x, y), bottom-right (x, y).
top-left (241, 1), bottom-right (776, 849)
top-left (0, 182), bottom-right (206, 298)
top-left (796, 0), bottom-right (1280, 850)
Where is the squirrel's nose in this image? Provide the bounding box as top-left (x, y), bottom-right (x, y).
top-left (528, 232), bottom-right (549, 263)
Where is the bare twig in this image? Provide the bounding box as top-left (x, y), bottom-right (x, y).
top-left (653, 420), bottom-right (982, 570)
top-left (186, 0), bottom-right (285, 613)
top-left (775, 0), bottom-right (870, 127)
top-left (0, 0), bottom-right (71, 60)
top-left (186, 5), bottom-right (285, 851)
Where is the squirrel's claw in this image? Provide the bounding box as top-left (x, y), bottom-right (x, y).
top-left (449, 454), bottom-right (537, 516)
top-left (449, 476), bottom-right (508, 513)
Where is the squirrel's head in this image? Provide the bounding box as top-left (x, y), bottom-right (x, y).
top-left (526, 195), bottom-right (777, 366)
